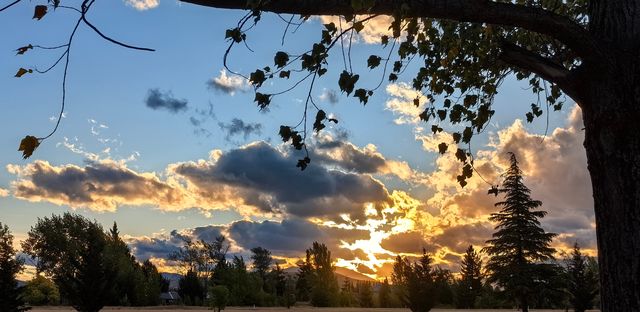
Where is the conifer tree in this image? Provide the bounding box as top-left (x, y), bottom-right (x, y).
top-left (0, 223), bottom-right (27, 312)
top-left (483, 153), bottom-right (557, 312)
top-left (566, 243), bottom-right (598, 312)
top-left (455, 245), bottom-right (484, 308)
top-left (378, 277), bottom-right (392, 308)
top-left (392, 249), bottom-right (437, 312)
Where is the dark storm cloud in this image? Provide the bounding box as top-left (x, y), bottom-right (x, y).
top-left (173, 142), bottom-right (391, 219)
top-left (218, 118), bottom-right (263, 141)
top-left (313, 140), bottom-right (387, 174)
top-left (145, 88), bottom-right (188, 113)
top-left (432, 222), bottom-right (494, 253)
top-left (227, 218), bottom-right (370, 257)
top-left (380, 231), bottom-right (435, 254)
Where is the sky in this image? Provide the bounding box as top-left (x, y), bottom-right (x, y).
top-left (0, 0), bottom-right (595, 280)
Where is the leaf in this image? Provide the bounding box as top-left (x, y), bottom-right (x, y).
top-left (354, 88), bottom-right (369, 105)
top-left (49, 0), bottom-right (60, 9)
top-left (452, 132), bottom-right (462, 144)
top-left (249, 69), bottom-right (266, 87)
top-left (353, 21), bottom-right (364, 33)
top-left (381, 35), bottom-right (389, 46)
top-left (338, 71), bottom-right (359, 95)
top-left (19, 135), bottom-right (40, 159)
top-left (16, 45), bottom-right (33, 55)
top-left (254, 92), bottom-right (271, 109)
top-left (413, 97), bottom-right (420, 107)
top-left (296, 157), bottom-right (311, 171)
top-left (279, 71), bottom-right (290, 79)
top-left (431, 125), bottom-right (443, 134)
top-left (274, 51), bottom-right (289, 68)
top-left (367, 55), bottom-right (381, 69)
top-left (456, 175), bottom-right (468, 188)
top-left (15, 68), bottom-right (33, 78)
top-left (313, 110), bottom-right (327, 132)
top-left (437, 142), bottom-right (448, 154)
top-left (33, 5), bottom-right (48, 20)
top-left (455, 148), bottom-right (467, 162)
top-left (225, 28), bottom-right (244, 43)
top-left (279, 126), bottom-right (292, 142)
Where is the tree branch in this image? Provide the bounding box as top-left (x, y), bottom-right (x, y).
top-left (498, 40), bottom-right (582, 104)
top-left (180, 0), bottom-right (601, 62)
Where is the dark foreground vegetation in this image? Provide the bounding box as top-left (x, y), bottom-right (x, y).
top-left (1, 156), bottom-right (598, 312)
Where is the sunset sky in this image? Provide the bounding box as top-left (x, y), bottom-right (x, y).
top-left (0, 0), bottom-right (595, 280)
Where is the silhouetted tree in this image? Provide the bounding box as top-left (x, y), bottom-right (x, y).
top-left (179, 269), bottom-right (204, 306)
top-left (378, 277), bottom-right (392, 308)
top-left (295, 252), bottom-right (313, 301)
top-left (306, 242), bottom-right (339, 307)
top-left (566, 243), bottom-right (598, 312)
top-left (251, 246), bottom-right (273, 290)
top-left (455, 245), bottom-right (484, 308)
top-left (209, 285), bottom-right (230, 312)
top-left (357, 281), bottom-right (374, 307)
top-left (22, 213), bottom-right (112, 312)
top-left (0, 223), bottom-right (27, 312)
top-left (483, 153), bottom-right (557, 312)
top-left (434, 267), bottom-right (454, 305)
top-left (392, 249), bottom-right (437, 312)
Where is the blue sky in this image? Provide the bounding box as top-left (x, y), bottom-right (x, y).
top-left (0, 0), bottom-right (593, 278)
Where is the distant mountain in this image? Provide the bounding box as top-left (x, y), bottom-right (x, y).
top-left (335, 266), bottom-right (375, 282)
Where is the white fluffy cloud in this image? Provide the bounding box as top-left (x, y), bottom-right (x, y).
top-left (124, 0), bottom-right (159, 11)
top-left (207, 70), bottom-right (249, 95)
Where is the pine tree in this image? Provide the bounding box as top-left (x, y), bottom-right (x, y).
top-left (392, 249), bottom-right (438, 312)
top-left (0, 223), bottom-right (27, 312)
top-left (566, 243), bottom-right (598, 312)
top-left (483, 153), bottom-right (557, 312)
top-left (455, 245), bottom-right (484, 308)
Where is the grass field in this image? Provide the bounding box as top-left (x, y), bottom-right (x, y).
top-left (28, 307), bottom-right (600, 312)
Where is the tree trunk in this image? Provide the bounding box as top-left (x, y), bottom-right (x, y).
top-left (581, 65), bottom-right (640, 311)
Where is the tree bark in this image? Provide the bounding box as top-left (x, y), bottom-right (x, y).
top-left (581, 94), bottom-right (640, 311)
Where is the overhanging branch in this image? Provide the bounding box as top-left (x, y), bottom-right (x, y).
top-left (498, 40), bottom-right (582, 103)
top-left (180, 0), bottom-right (601, 62)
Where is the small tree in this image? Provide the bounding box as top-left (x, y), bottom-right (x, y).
top-left (455, 245), bottom-right (484, 308)
top-left (179, 269), bottom-right (204, 306)
top-left (0, 223), bottom-right (27, 312)
top-left (392, 249), bottom-right (437, 312)
top-left (209, 285), bottom-right (230, 312)
top-left (483, 153), bottom-right (557, 312)
top-left (307, 242), bottom-right (339, 307)
top-left (23, 275), bottom-right (60, 306)
top-left (250, 247), bottom-right (273, 290)
top-left (566, 243), bottom-right (598, 312)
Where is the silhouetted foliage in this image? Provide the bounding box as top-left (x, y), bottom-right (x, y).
top-left (392, 249), bottom-right (438, 312)
top-left (179, 269), bottom-right (204, 306)
top-left (356, 281), bottom-right (374, 308)
top-left (23, 275), bottom-right (60, 306)
top-left (483, 153), bottom-right (557, 312)
top-left (378, 277), bottom-right (392, 308)
top-left (251, 246), bottom-right (273, 291)
top-left (208, 285), bottom-right (230, 312)
top-left (455, 245), bottom-right (484, 308)
top-left (566, 243), bottom-right (598, 312)
top-left (22, 213), bottom-right (112, 312)
top-left (0, 223), bottom-right (28, 312)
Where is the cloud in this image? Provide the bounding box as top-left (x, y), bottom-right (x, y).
top-left (0, 188), bottom-right (8, 197)
top-left (124, 0), bottom-right (159, 11)
top-left (207, 70), bottom-right (249, 95)
top-left (319, 89), bottom-right (339, 104)
top-left (7, 160), bottom-right (191, 212)
top-left (385, 82), bottom-right (427, 125)
top-left (218, 118), bottom-right (263, 141)
top-left (380, 231), bottom-right (434, 254)
top-left (145, 89), bottom-right (188, 113)
top-left (320, 15), bottom-right (394, 44)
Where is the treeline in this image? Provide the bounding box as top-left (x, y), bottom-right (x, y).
top-left (0, 214), bottom-right (167, 312)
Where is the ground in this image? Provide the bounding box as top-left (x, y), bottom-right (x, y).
top-left (29, 307), bottom-right (601, 311)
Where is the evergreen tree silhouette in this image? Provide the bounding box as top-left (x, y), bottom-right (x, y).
top-left (455, 245), bottom-right (484, 308)
top-left (483, 153), bottom-right (556, 312)
top-left (566, 243), bottom-right (598, 312)
top-left (0, 223), bottom-right (27, 312)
